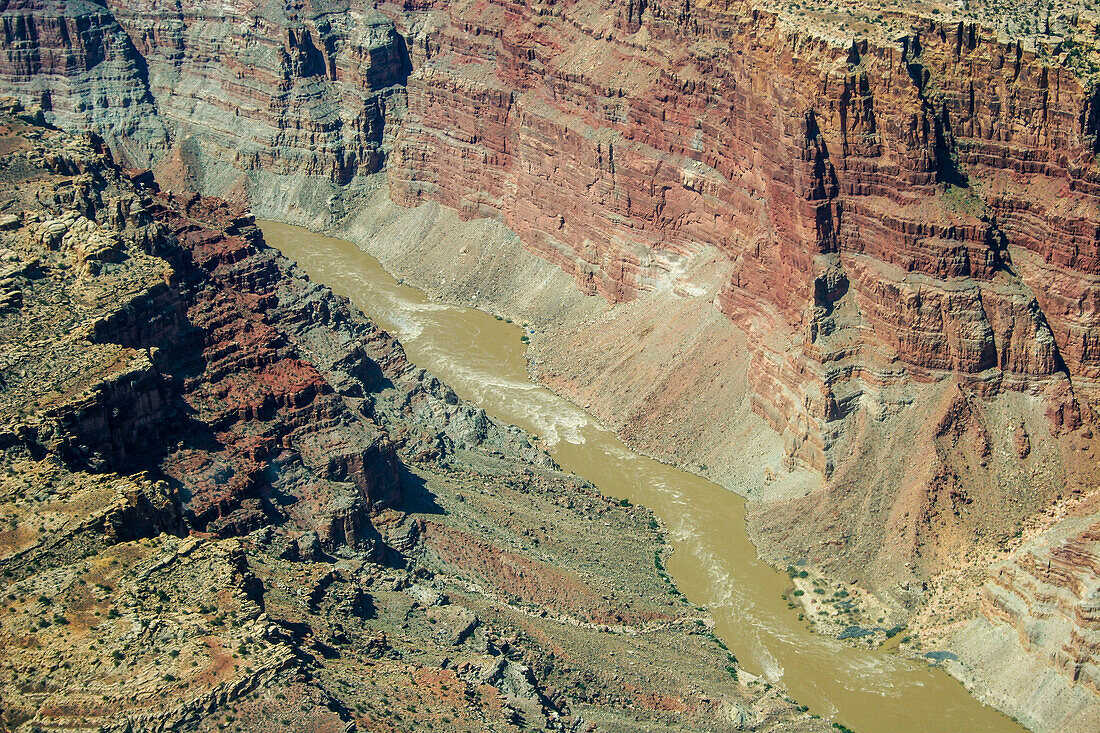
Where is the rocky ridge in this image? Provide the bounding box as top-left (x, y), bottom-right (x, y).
top-left (0, 105), bottom-right (828, 732)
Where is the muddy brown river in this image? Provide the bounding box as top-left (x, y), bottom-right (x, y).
top-left (261, 220), bottom-right (1026, 733)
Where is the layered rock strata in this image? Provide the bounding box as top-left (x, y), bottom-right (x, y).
top-left (984, 518), bottom-right (1100, 697)
top-left (385, 0), bottom-right (1100, 472)
top-left (1, 0), bottom-right (1100, 728)
top-left (0, 105), bottom-right (826, 732)
top-left (379, 7), bottom-right (1100, 727)
top-left (942, 503), bottom-right (1100, 731)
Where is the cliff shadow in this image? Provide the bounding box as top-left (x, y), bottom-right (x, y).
top-left (395, 463), bottom-right (443, 515)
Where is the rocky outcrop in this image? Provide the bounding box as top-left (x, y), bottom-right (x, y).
top-left (940, 507), bottom-right (1100, 731)
top-left (139, 194), bottom-right (398, 545)
top-left (0, 107), bottom-right (411, 555)
top-left (982, 519), bottom-right (1100, 697)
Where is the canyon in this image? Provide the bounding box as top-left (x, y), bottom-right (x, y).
top-left (0, 0), bottom-right (1099, 730)
top-left (0, 101), bottom-right (824, 731)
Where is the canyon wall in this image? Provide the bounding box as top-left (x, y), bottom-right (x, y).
top-left (2, 0), bottom-right (1100, 728)
top-left (386, 0), bottom-right (1100, 470)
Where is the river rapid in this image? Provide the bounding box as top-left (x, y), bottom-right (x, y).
top-left (260, 220), bottom-right (1026, 733)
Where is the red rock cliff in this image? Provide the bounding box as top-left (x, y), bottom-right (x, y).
top-left (385, 0), bottom-right (1100, 475)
